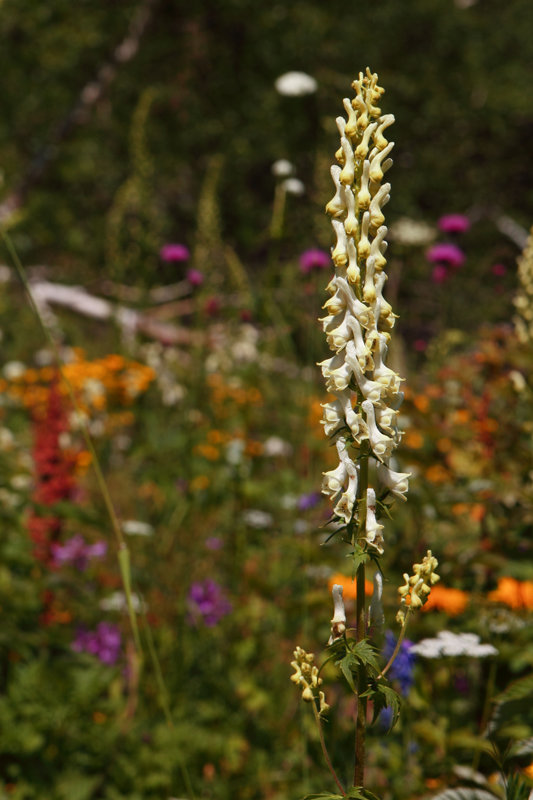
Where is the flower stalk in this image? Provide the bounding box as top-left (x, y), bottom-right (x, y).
top-left (289, 70), bottom-right (445, 800)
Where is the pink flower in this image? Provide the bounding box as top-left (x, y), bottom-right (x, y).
top-left (437, 214), bottom-right (470, 234)
top-left (427, 243), bottom-right (465, 269)
top-left (432, 264), bottom-right (449, 283)
top-left (159, 243), bottom-right (190, 262)
top-left (299, 248), bottom-right (331, 274)
top-left (491, 263), bottom-right (507, 277)
top-left (204, 297), bottom-right (221, 317)
top-left (186, 268), bottom-right (204, 287)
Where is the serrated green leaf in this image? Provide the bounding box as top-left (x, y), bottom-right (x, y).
top-left (429, 789), bottom-right (498, 800)
top-left (447, 729), bottom-right (494, 755)
top-left (507, 736), bottom-right (533, 760)
top-left (301, 793), bottom-right (344, 799)
top-left (494, 673), bottom-right (533, 705)
top-left (351, 640), bottom-right (380, 673)
top-left (347, 789), bottom-right (366, 800)
top-left (339, 654), bottom-right (358, 694)
top-left (347, 788), bottom-right (381, 800)
top-left (350, 545), bottom-right (370, 577)
top-left (375, 683), bottom-right (401, 729)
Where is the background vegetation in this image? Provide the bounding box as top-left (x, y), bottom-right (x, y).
top-left (1, 1), bottom-right (533, 798)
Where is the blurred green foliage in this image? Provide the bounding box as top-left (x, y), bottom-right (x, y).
top-left (1, 1), bottom-right (533, 798)
top-left (1, 0), bottom-right (533, 282)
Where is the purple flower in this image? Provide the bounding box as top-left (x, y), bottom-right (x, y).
top-left (52, 534), bottom-right (107, 571)
top-left (437, 214), bottom-right (470, 234)
top-left (205, 536), bottom-right (224, 551)
top-left (186, 268), bottom-right (204, 287)
top-left (72, 622), bottom-right (122, 665)
top-left (299, 249), bottom-right (330, 275)
top-left (159, 243), bottom-right (190, 262)
top-left (297, 492), bottom-right (321, 511)
top-left (187, 580), bottom-right (232, 627)
top-left (383, 630), bottom-right (416, 696)
top-left (427, 243), bottom-right (465, 269)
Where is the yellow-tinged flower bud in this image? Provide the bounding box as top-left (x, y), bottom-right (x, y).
top-left (397, 551), bottom-right (440, 622)
top-left (319, 69), bottom-right (405, 554)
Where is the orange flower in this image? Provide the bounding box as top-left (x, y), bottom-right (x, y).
top-left (404, 430), bottom-right (424, 450)
top-left (413, 394), bottom-right (430, 413)
top-left (245, 440), bottom-right (263, 457)
top-left (194, 444), bottom-right (220, 461)
top-left (436, 437), bottom-right (452, 453)
top-left (424, 464), bottom-right (451, 484)
top-left (523, 763), bottom-right (533, 780)
top-left (190, 475), bottom-right (210, 491)
top-left (451, 502), bottom-right (469, 516)
top-left (452, 409), bottom-right (471, 425)
top-left (422, 585), bottom-right (469, 615)
top-left (328, 573), bottom-right (373, 599)
top-left (488, 577), bottom-right (533, 610)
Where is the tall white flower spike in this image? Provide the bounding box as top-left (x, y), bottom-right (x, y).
top-left (320, 68), bottom-right (408, 551)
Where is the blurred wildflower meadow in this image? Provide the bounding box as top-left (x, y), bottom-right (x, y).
top-left (1, 1), bottom-right (533, 799)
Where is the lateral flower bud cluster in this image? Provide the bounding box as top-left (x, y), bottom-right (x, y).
top-left (513, 224), bottom-right (533, 344)
top-left (397, 549), bottom-right (440, 624)
top-left (290, 646), bottom-right (330, 715)
top-left (319, 68), bottom-right (408, 550)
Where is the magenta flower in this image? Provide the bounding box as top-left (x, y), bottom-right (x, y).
top-left (492, 263), bottom-right (507, 277)
top-left (204, 297), bottom-right (221, 317)
top-left (186, 268), bottom-right (204, 287)
top-left (299, 248), bottom-right (331, 274)
top-left (437, 214), bottom-right (470, 234)
top-left (427, 243), bottom-right (465, 269)
top-left (72, 622), bottom-right (122, 665)
top-left (187, 580), bottom-right (232, 627)
top-left (159, 243), bottom-right (190, 262)
top-left (52, 534), bottom-right (107, 571)
top-left (431, 264), bottom-right (449, 284)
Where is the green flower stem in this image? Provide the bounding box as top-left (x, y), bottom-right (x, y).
top-left (270, 183), bottom-right (287, 240)
top-left (472, 657), bottom-right (498, 773)
top-left (378, 611), bottom-right (411, 680)
top-left (354, 443), bottom-right (369, 787)
top-left (311, 701), bottom-right (347, 797)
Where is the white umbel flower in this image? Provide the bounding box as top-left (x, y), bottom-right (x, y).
top-left (275, 71), bottom-right (318, 96)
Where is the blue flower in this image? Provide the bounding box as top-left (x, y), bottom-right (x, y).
top-left (382, 630), bottom-right (416, 696)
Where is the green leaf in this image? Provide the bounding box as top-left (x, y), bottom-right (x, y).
top-left (347, 787), bottom-right (382, 800)
top-left (507, 736), bottom-right (533, 760)
top-left (494, 673), bottom-right (533, 705)
top-left (362, 681), bottom-right (401, 729)
top-left (350, 545), bottom-right (370, 577)
top-left (339, 654), bottom-right (358, 694)
top-left (505, 773), bottom-right (531, 800)
top-left (350, 640), bottom-right (380, 673)
top-left (301, 794), bottom-right (344, 799)
top-left (429, 790), bottom-right (498, 800)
